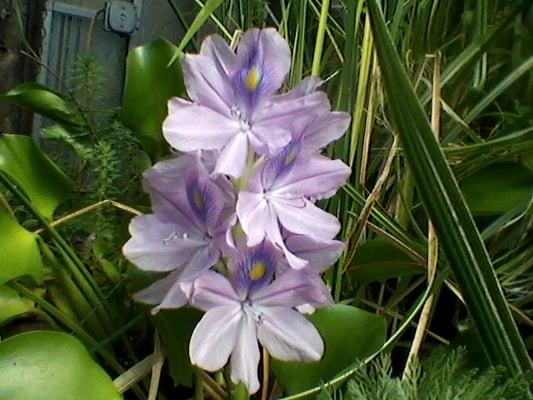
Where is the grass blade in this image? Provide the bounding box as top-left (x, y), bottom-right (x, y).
top-left (178, 0), bottom-right (225, 51)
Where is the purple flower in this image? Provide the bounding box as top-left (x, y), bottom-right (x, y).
top-left (188, 241), bottom-right (332, 394)
top-left (123, 153), bottom-right (233, 313)
top-left (283, 233), bottom-right (344, 273)
top-left (162, 29), bottom-right (330, 177)
top-left (236, 112), bottom-right (351, 269)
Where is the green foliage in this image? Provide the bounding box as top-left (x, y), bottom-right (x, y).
top-left (0, 208), bottom-right (43, 285)
top-left (0, 330), bottom-right (122, 400)
top-left (366, 0), bottom-right (531, 374)
top-left (120, 39), bottom-right (185, 160)
top-left (460, 162), bottom-right (533, 215)
top-left (41, 57), bottom-right (148, 243)
top-left (1, 1), bottom-right (533, 399)
top-left (272, 305), bottom-right (387, 394)
top-left (0, 83), bottom-right (83, 126)
top-left (0, 286), bottom-right (34, 326)
top-left (348, 238), bottom-right (424, 282)
top-left (0, 134), bottom-right (74, 219)
top-left (153, 308), bottom-right (202, 387)
top-left (319, 348), bottom-right (531, 400)
top-left (69, 56), bottom-right (105, 115)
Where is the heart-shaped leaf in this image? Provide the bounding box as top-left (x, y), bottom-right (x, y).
top-left (0, 83), bottom-right (83, 126)
top-left (0, 208), bottom-right (43, 285)
top-left (120, 39), bottom-right (185, 161)
top-left (0, 330), bottom-right (122, 400)
top-left (0, 134), bottom-right (73, 219)
top-left (0, 286), bottom-right (34, 326)
top-left (271, 305), bottom-right (387, 394)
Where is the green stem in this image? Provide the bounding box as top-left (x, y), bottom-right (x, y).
top-left (0, 171), bottom-right (108, 315)
top-left (54, 242), bottom-right (115, 333)
top-left (231, 382), bottom-right (249, 400)
top-left (33, 308), bottom-right (61, 330)
top-left (41, 241), bottom-right (108, 339)
top-left (397, 169), bottom-right (415, 230)
top-left (8, 282), bottom-right (114, 367)
top-left (311, 0), bottom-right (330, 76)
top-left (195, 369), bottom-right (205, 400)
top-left (290, 0), bottom-right (308, 86)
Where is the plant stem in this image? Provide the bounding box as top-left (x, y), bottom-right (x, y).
top-left (311, 0), bottom-right (330, 76)
top-left (0, 171), bottom-right (104, 302)
top-left (195, 369), bottom-right (205, 400)
top-left (261, 349), bottom-right (270, 400)
top-left (231, 383), bottom-right (249, 400)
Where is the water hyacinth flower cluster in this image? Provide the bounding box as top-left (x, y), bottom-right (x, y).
top-left (123, 28), bottom-right (351, 394)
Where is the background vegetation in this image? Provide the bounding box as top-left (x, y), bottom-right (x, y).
top-left (0, 0), bottom-right (531, 399)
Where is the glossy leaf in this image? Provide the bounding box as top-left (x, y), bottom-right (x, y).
top-left (349, 238), bottom-right (424, 282)
top-left (153, 309), bottom-right (202, 387)
top-left (0, 331), bottom-right (122, 400)
top-left (0, 134), bottom-right (73, 219)
top-left (271, 305), bottom-right (387, 394)
top-left (367, 0), bottom-right (532, 374)
top-left (0, 286), bottom-right (34, 326)
top-left (461, 162), bottom-right (533, 215)
top-left (0, 208), bottom-right (43, 285)
top-left (119, 39), bottom-right (185, 161)
top-left (0, 83), bottom-right (83, 126)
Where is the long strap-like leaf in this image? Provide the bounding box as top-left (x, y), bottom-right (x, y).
top-left (366, 0), bottom-right (532, 374)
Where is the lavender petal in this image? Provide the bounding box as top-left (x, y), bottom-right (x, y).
top-left (256, 306), bottom-right (324, 361)
top-left (271, 155), bottom-right (350, 200)
top-left (122, 214), bottom-right (206, 272)
top-left (229, 313), bottom-right (261, 394)
top-left (163, 100), bottom-right (239, 152)
top-left (189, 305), bottom-right (242, 371)
top-left (190, 270), bottom-right (240, 311)
top-left (251, 268), bottom-right (332, 308)
top-left (200, 34), bottom-right (237, 77)
top-left (183, 54), bottom-right (235, 116)
top-left (273, 197), bottom-right (341, 239)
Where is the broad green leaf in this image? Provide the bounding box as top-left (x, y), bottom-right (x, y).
top-left (153, 309), bottom-right (202, 387)
top-left (0, 330), bottom-right (122, 400)
top-left (0, 286), bottom-right (34, 326)
top-left (0, 134), bottom-right (73, 219)
top-left (119, 39), bottom-right (185, 161)
top-left (0, 209), bottom-right (43, 285)
top-left (349, 238), bottom-right (424, 282)
top-left (461, 162), bottom-right (533, 215)
top-left (366, 0), bottom-right (532, 374)
top-left (271, 305), bottom-right (387, 394)
top-left (0, 83), bottom-right (83, 126)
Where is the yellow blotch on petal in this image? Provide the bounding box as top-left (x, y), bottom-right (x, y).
top-left (284, 149), bottom-right (298, 167)
top-left (249, 261), bottom-right (266, 281)
top-left (193, 190), bottom-right (205, 210)
top-left (245, 67), bottom-right (262, 91)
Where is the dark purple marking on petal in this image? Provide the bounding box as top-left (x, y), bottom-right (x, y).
top-left (232, 31), bottom-right (276, 115)
top-left (186, 180), bottom-right (218, 228)
top-left (231, 241), bottom-right (281, 296)
top-left (262, 141), bottom-right (302, 189)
